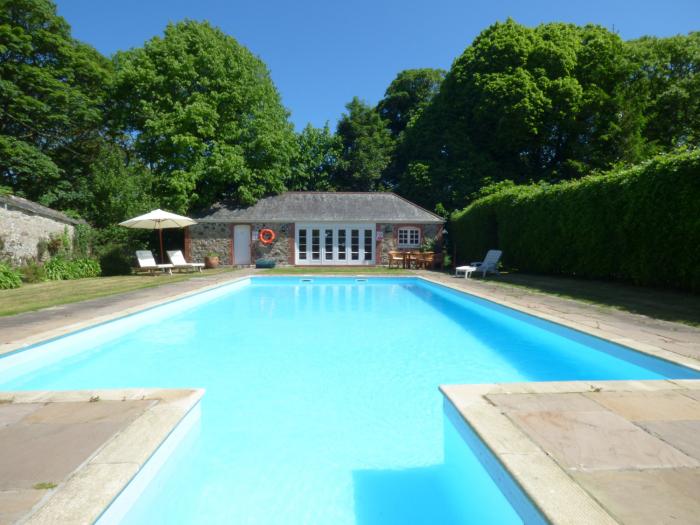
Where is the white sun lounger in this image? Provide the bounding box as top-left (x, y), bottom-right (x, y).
top-left (455, 249), bottom-right (502, 278)
top-left (167, 250), bottom-right (205, 272)
top-left (135, 250), bottom-right (174, 275)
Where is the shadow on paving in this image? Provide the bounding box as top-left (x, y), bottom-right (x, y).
top-left (484, 272), bottom-right (700, 327)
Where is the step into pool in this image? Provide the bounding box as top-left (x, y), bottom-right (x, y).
top-left (1, 277), bottom-right (698, 524)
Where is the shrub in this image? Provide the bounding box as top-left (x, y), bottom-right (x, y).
top-left (73, 224), bottom-right (94, 258)
top-left (99, 247), bottom-right (133, 276)
top-left (0, 262), bottom-right (22, 289)
top-left (451, 148), bottom-right (700, 292)
top-left (20, 261), bottom-right (47, 283)
top-left (45, 257), bottom-right (101, 280)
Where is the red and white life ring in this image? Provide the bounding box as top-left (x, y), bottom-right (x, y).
top-left (259, 228), bottom-right (276, 245)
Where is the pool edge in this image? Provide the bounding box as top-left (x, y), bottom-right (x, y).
top-left (17, 388), bottom-right (204, 525)
top-left (416, 274), bottom-right (700, 374)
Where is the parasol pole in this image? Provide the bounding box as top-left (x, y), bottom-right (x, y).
top-left (158, 221), bottom-right (164, 263)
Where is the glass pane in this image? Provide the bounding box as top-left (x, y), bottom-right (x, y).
top-left (298, 229), bottom-right (307, 260)
top-left (312, 229), bottom-right (320, 260)
top-left (351, 229), bottom-right (359, 260)
top-left (338, 229), bottom-right (346, 260)
top-left (324, 229), bottom-right (333, 260)
top-left (364, 229), bottom-right (372, 260)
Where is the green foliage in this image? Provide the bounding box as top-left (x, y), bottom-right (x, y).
top-left (85, 143), bottom-right (157, 227)
top-left (20, 261), bottom-right (46, 283)
top-left (333, 97), bottom-right (394, 191)
top-left (44, 256), bottom-right (101, 280)
top-left (0, 0), bottom-right (111, 208)
top-left (110, 20), bottom-right (296, 213)
top-left (377, 68), bottom-right (446, 137)
top-left (288, 124), bottom-right (339, 191)
top-left (91, 225), bottom-right (149, 276)
top-left (72, 224), bottom-right (93, 258)
top-left (98, 248), bottom-right (133, 276)
top-left (0, 262), bottom-right (22, 289)
top-left (451, 149), bottom-right (700, 291)
top-left (627, 33), bottom-right (700, 151)
top-left (398, 20), bottom-right (648, 211)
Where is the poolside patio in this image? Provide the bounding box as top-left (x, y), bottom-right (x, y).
top-left (1, 270), bottom-right (699, 524)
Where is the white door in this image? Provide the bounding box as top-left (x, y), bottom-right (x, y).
top-left (296, 223), bottom-right (374, 265)
top-left (234, 225), bottom-right (251, 265)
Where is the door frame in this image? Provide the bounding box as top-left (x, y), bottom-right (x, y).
top-left (232, 224), bottom-right (252, 266)
top-left (295, 222), bottom-right (375, 266)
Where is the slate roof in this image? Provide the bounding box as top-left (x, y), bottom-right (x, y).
top-left (0, 195), bottom-right (83, 225)
top-left (195, 192), bottom-right (444, 224)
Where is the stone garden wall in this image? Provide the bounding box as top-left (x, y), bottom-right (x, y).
top-left (188, 222), bottom-right (232, 265)
top-left (0, 195), bottom-right (79, 265)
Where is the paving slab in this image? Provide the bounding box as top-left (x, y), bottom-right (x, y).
top-left (574, 468), bottom-right (700, 525)
top-left (487, 392), bottom-right (603, 413)
top-left (586, 390), bottom-right (700, 421)
top-left (510, 409), bottom-right (698, 471)
top-left (0, 389), bottom-right (203, 524)
top-left (0, 400), bottom-right (151, 491)
top-left (638, 420), bottom-right (700, 461)
top-left (442, 380), bottom-right (700, 525)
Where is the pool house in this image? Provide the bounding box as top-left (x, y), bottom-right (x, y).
top-left (187, 191), bottom-right (445, 266)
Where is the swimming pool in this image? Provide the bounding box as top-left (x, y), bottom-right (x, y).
top-left (1, 277), bottom-right (698, 524)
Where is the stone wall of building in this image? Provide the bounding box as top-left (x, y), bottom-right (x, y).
top-left (188, 223), bottom-right (232, 265)
top-left (251, 223), bottom-right (293, 265)
top-left (379, 223), bottom-right (443, 265)
top-left (0, 196), bottom-right (78, 265)
top-left (187, 221), bottom-right (443, 267)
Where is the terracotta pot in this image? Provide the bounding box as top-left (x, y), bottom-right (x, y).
top-left (204, 256), bottom-right (220, 269)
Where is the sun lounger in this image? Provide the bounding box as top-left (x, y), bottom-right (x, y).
top-left (167, 250), bottom-right (205, 272)
top-left (135, 250), bottom-right (173, 275)
top-left (455, 249), bottom-right (502, 278)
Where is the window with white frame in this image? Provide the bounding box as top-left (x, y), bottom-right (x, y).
top-left (397, 227), bottom-right (420, 248)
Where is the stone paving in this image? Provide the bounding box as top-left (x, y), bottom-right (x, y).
top-left (0, 389), bottom-right (202, 525)
top-left (0, 269), bottom-right (259, 354)
top-left (442, 380), bottom-right (700, 525)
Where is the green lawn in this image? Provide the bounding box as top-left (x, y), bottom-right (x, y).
top-left (262, 266), bottom-right (410, 275)
top-left (0, 268), bottom-right (238, 317)
top-left (485, 272), bottom-right (700, 327)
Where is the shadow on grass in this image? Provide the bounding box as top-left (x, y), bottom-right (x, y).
top-left (486, 272), bottom-right (700, 327)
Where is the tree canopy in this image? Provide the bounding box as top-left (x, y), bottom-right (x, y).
top-left (110, 20), bottom-right (297, 213)
top-left (377, 68), bottom-right (445, 137)
top-left (0, 0), bottom-right (111, 210)
top-left (2, 2), bottom-right (698, 233)
top-left (332, 97), bottom-right (394, 191)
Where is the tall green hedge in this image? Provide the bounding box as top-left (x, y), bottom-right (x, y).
top-left (451, 149), bottom-right (700, 292)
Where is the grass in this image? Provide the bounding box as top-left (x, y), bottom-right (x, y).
top-left (485, 272), bottom-right (700, 327)
top-left (0, 268), bottom-right (237, 317)
top-left (263, 266), bottom-right (410, 275)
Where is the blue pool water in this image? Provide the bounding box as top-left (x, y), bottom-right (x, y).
top-left (1, 277), bottom-right (697, 524)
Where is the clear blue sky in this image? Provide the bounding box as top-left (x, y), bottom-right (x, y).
top-left (56, 0), bottom-right (699, 130)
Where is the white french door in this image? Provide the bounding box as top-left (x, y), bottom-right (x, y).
top-left (295, 223), bottom-right (375, 265)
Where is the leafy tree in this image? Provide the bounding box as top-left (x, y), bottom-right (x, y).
top-left (333, 97), bottom-right (394, 191)
top-left (627, 32), bottom-right (700, 151)
top-left (287, 123), bottom-right (339, 191)
top-left (377, 68), bottom-right (445, 137)
top-left (397, 19), bottom-right (642, 212)
top-left (110, 20), bottom-right (297, 213)
top-left (87, 143), bottom-right (156, 227)
top-left (0, 0), bottom-right (111, 209)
